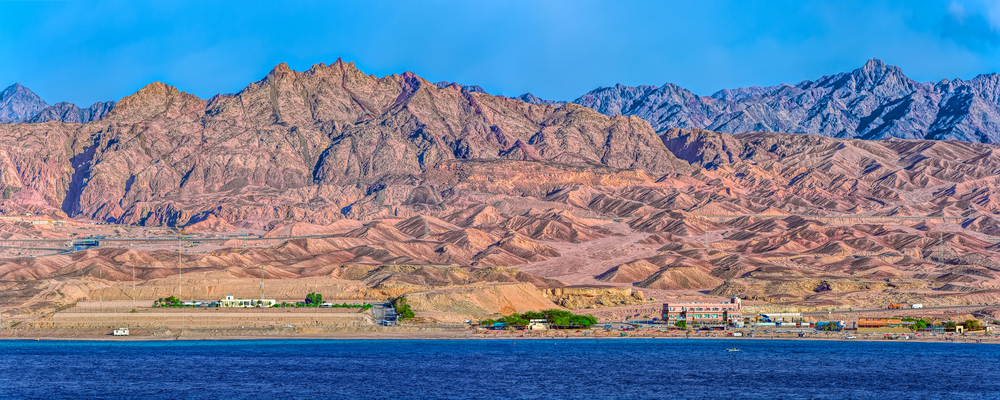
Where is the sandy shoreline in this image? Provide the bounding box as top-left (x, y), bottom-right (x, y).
top-left (3, 330), bottom-right (997, 344)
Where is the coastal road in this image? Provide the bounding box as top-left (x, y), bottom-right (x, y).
top-left (801, 304), bottom-right (999, 316)
top-left (372, 302), bottom-right (397, 324)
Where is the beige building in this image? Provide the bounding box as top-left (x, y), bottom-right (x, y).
top-left (219, 294), bottom-right (276, 308)
top-left (527, 321), bottom-right (548, 331)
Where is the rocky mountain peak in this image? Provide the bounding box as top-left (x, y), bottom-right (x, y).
top-left (846, 58), bottom-right (913, 94)
top-left (264, 62), bottom-right (296, 82)
top-left (28, 101), bottom-right (117, 124)
top-left (969, 73), bottom-right (1000, 104)
top-left (512, 93), bottom-right (565, 107)
top-left (568, 58), bottom-right (1000, 142)
top-left (0, 83), bottom-right (49, 124)
top-left (434, 81), bottom-right (486, 93)
top-left (104, 81), bottom-right (205, 122)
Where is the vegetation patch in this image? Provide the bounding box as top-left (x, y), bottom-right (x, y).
top-left (480, 309), bottom-right (597, 328)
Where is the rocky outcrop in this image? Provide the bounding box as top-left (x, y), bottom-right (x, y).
top-left (512, 93), bottom-right (565, 107)
top-left (573, 59), bottom-right (1000, 143)
top-left (0, 60), bottom-right (689, 228)
top-left (402, 282), bottom-right (561, 318)
top-left (541, 286), bottom-right (647, 309)
top-left (0, 83), bottom-right (115, 124)
top-left (0, 84), bottom-right (49, 124)
top-left (29, 101), bottom-right (116, 123)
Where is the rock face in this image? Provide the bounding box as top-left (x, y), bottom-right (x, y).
top-left (513, 93), bottom-right (566, 107)
top-left (0, 84), bottom-right (49, 124)
top-left (0, 83), bottom-right (116, 124)
top-left (5, 60), bottom-right (1000, 311)
top-left (433, 81), bottom-right (486, 93)
top-left (0, 60), bottom-right (689, 227)
top-left (573, 59), bottom-right (1000, 143)
top-left (29, 101), bottom-right (116, 123)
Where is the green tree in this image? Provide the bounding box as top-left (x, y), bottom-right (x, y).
top-left (154, 296), bottom-right (181, 308)
top-left (674, 320), bottom-right (687, 329)
top-left (304, 292), bottom-right (324, 307)
top-left (392, 297), bottom-right (415, 320)
top-left (964, 319), bottom-right (981, 331)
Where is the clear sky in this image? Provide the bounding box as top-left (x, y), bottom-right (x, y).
top-left (2, 0), bottom-right (999, 106)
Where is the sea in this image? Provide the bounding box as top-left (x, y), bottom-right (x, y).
top-left (1, 339), bottom-right (997, 399)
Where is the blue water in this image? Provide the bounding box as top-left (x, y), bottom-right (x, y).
top-left (1, 339), bottom-right (998, 399)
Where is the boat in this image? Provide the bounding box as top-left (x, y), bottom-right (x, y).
top-left (727, 348), bottom-right (740, 352)
top-left (845, 335), bottom-right (856, 339)
top-left (113, 328), bottom-right (129, 336)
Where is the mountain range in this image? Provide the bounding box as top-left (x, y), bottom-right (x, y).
top-left (0, 83), bottom-right (115, 124)
top-left (573, 59), bottom-right (1000, 143)
top-left (1, 59), bottom-right (1000, 314)
top-left (5, 58), bottom-right (1000, 142)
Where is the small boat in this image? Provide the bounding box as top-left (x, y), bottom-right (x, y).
top-left (727, 348), bottom-right (740, 352)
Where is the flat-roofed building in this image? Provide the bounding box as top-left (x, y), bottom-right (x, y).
top-left (857, 318), bottom-right (909, 333)
top-left (662, 297), bottom-right (743, 327)
top-left (858, 318), bottom-right (904, 328)
top-left (219, 294), bottom-right (276, 308)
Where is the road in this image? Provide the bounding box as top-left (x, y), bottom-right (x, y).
top-left (0, 233), bottom-right (346, 244)
top-left (801, 304), bottom-right (998, 316)
top-left (372, 302), bottom-right (397, 324)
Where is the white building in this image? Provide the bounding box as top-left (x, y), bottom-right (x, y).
top-left (219, 294), bottom-right (276, 308)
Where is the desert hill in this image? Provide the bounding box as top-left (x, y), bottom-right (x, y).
top-left (2, 61), bottom-right (1000, 320)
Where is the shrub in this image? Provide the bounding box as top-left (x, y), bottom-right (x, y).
top-left (153, 296), bottom-right (181, 308)
top-left (479, 309), bottom-right (597, 328)
top-left (392, 297), bottom-right (415, 320)
top-left (305, 292), bottom-right (323, 307)
top-left (964, 319), bottom-right (981, 331)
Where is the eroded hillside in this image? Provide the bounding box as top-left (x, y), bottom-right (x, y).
top-left (2, 62), bottom-right (1000, 320)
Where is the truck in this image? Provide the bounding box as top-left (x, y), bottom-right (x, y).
top-left (888, 304), bottom-right (904, 309)
top-left (911, 304), bottom-right (923, 309)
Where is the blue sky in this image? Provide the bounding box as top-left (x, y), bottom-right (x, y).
top-left (2, 0), bottom-right (1000, 105)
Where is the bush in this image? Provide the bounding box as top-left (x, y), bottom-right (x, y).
top-left (305, 292), bottom-right (323, 307)
top-left (392, 297), bottom-right (415, 320)
top-left (902, 317), bottom-right (928, 330)
top-left (153, 296), bottom-right (181, 308)
top-left (479, 309), bottom-right (597, 328)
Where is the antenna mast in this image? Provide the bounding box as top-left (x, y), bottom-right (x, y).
top-left (178, 233), bottom-right (182, 296)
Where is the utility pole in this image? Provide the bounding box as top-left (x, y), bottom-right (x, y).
top-left (704, 217), bottom-right (709, 250)
top-left (178, 234), bottom-right (182, 296)
top-left (938, 216), bottom-right (945, 267)
top-left (132, 266), bottom-right (136, 309)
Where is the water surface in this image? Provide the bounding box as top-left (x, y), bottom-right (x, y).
top-left (1, 339), bottom-right (997, 399)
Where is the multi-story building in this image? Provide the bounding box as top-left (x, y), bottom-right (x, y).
top-left (662, 297), bottom-right (743, 327)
